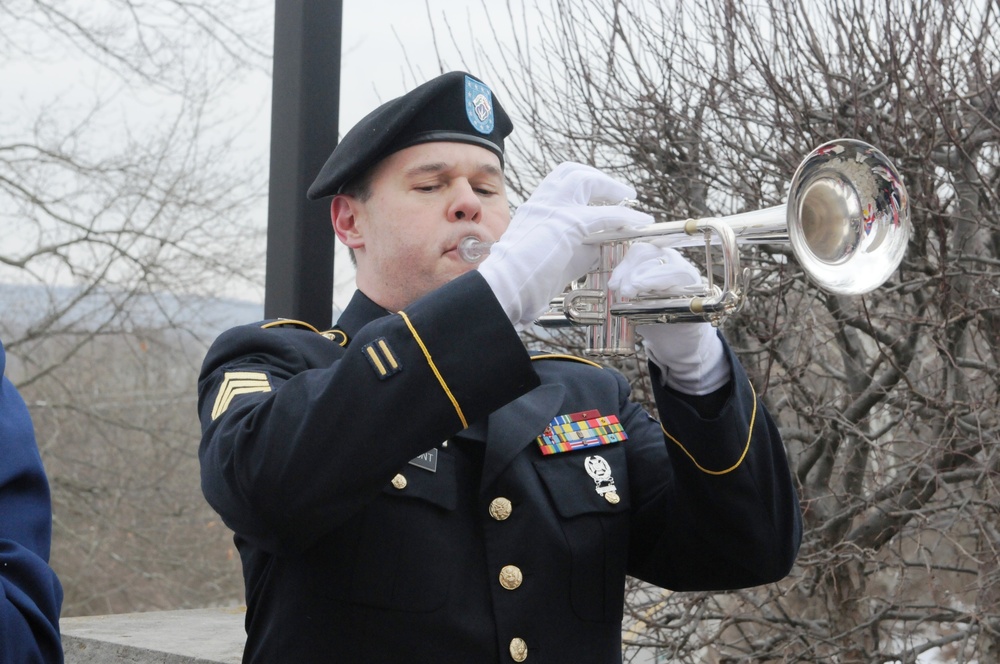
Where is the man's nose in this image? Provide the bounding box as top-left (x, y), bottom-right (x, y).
top-left (449, 181), bottom-right (482, 223)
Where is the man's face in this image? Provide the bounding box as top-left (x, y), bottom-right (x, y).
top-left (337, 142), bottom-right (511, 310)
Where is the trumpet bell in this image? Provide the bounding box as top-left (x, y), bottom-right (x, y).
top-left (788, 139), bottom-right (910, 295)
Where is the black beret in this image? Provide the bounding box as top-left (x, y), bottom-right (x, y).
top-left (307, 71), bottom-right (514, 200)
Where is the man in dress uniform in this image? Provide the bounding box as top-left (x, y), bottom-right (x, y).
top-left (198, 71), bottom-right (801, 663)
top-left (1, 339), bottom-right (64, 663)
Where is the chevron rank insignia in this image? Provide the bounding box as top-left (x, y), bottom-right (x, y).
top-left (211, 371), bottom-right (272, 420)
top-left (536, 410), bottom-right (627, 455)
top-left (362, 337), bottom-right (401, 380)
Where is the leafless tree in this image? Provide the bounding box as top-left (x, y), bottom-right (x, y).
top-left (1, 0), bottom-right (270, 615)
top-left (1, 0), bottom-right (271, 383)
top-left (447, 0), bottom-right (1000, 661)
top-left (26, 329), bottom-right (247, 615)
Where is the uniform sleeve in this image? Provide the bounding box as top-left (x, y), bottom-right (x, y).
top-left (0, 376), bottom-right (64, 664)
top-left (198, 271), bottom-right (540, 554)
top-left (623, 336), bottom-right (802, 590)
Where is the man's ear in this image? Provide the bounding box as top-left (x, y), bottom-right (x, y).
top-left (331, 195), bottom-right (365, 251)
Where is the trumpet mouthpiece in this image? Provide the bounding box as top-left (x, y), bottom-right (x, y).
top-left (458, 236), bottom-right (494, 263)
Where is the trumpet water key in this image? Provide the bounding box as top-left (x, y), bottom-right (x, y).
top-left (464, 139), bottom-right (910, 357)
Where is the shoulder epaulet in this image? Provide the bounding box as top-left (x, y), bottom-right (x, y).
top-left (320, 329), bottom-right (348, 346)
top-left (258, 319), bottom-right (349, 347)
top-left (530, 352), bottom-right (604, 369)
top-left (260, 319), bottom-right (321, 333)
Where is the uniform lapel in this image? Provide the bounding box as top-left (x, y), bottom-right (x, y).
top-left (477, 384), bottom-right (565, 490)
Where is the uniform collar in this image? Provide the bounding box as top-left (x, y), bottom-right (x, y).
top-left (331, 289), bottom-right (394, 346)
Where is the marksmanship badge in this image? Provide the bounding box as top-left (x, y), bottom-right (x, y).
top-left (584, 455), bottom-right (620, 505)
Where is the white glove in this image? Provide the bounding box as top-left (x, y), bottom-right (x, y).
top-left (478, 162), bottom-right (653, 328)
top-left (608, 243), bottom-right (731, 395)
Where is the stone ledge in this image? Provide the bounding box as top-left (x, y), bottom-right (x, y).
top-left (62, 607), bottom-right (246, 664)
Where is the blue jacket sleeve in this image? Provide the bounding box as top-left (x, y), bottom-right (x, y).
top-left (1, 353), bottom-right (64, 663)
top-left (625, 336), bottom-right (802, 590)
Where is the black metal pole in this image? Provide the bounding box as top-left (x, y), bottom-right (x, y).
top-left (264, 0), bottom-right (342, 328)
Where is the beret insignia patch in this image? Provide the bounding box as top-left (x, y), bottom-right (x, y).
top-left (464, 75), bottom-right (494, 134)
top-left (211, 371), bottom-right (271, 420)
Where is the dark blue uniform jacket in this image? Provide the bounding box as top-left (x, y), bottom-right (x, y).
top-left (198, 271), bottom-right (801, 663)
top-left (1, 341), bottom-right (64, 664)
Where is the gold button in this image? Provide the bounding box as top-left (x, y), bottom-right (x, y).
top-left (604, 490), bottom-right (620, 505)
top-left (391, 474), bottom-right (407, 490)
top-left (509, 637), bottom-right (528, 662)
top-left (499, 564), bottom-right (523, 590)
top-left (489, 497), bottom-right (513, 521)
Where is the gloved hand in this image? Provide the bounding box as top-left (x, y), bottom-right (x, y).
top-left (478, 162), bottom-right (653, 328)
top-left (608, 243), bottom-right (731, 395)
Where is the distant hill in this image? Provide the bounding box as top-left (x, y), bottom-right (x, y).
top-left (0, 282), bottom-right (267, 342)
top-left (1, 282), bottom-right (349, 351)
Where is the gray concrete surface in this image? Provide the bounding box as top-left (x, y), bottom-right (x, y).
top-left (61, 607), bottom-right (246, 664)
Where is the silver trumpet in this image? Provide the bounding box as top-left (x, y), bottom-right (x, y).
top-left (462, 139), bottom-right (911, 357)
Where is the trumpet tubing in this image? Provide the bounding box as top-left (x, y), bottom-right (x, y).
top-left (468, 139), bottom-right (911, 357)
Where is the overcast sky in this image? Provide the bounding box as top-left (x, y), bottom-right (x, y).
top-left (1, 1), bottom-right (541, 309)
top-left (341, 2), bottom-right (522, 127)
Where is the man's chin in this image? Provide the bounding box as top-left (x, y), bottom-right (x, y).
top-left (437, 262), bottom-right (477, 286)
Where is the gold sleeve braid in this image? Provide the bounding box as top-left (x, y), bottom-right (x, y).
top-left (397, 311), bottom-right (468, 429)
top-left (660, 380), bottom-right (757, 475)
